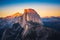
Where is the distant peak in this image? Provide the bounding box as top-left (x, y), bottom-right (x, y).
top-left (12, 12), bottom-right (22, 17)
top-left (6, 12), bottom-right (22, 18)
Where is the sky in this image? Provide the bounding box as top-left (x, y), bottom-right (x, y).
top-left (0, 0), bottom-right (60, 17)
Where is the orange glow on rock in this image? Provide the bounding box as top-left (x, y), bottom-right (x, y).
top-left (12, 12), bottom-right (22, 17)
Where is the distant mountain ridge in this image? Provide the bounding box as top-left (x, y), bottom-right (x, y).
top-left (42, 16), bottom-right (60, 22)
top-left (41, 16), bottom-right (60, 32)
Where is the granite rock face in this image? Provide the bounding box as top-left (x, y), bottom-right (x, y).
top-left (0, 9), bottom-right (60, 40)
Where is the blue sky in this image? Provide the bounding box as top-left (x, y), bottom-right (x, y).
top-left (0, 0), bottom-right (60, 6)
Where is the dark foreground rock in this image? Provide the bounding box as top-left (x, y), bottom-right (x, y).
top-left (0, 22), bottom-right (60, 40)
